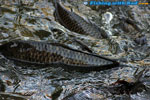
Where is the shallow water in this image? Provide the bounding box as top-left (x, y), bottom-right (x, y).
top-left (0, 0), bottom-right (150, 100)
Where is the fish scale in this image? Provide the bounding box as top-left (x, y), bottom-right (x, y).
top-left (53, 1), bottom-right (108, 38)
top-left (0, 40), bottom-right (119, 72)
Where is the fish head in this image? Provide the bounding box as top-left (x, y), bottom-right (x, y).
top-left (0, 41), bottom-right (19, 55)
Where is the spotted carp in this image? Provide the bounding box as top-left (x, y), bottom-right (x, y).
top-left (0, 40), bottom-right (119, 72)
top-left (53, 1), bottom-right (108, 38)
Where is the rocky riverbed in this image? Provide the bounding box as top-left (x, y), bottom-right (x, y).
top-left (0, 0), bottom-right (150, 100)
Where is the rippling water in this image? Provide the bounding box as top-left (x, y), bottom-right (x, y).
top-left (0, 0), bottom-right (150, 100)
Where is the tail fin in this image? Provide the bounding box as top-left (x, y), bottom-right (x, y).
top-left (52, 0), bottom-right (60, 8)
top-left (119, 63), bottom-right (132, 68)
